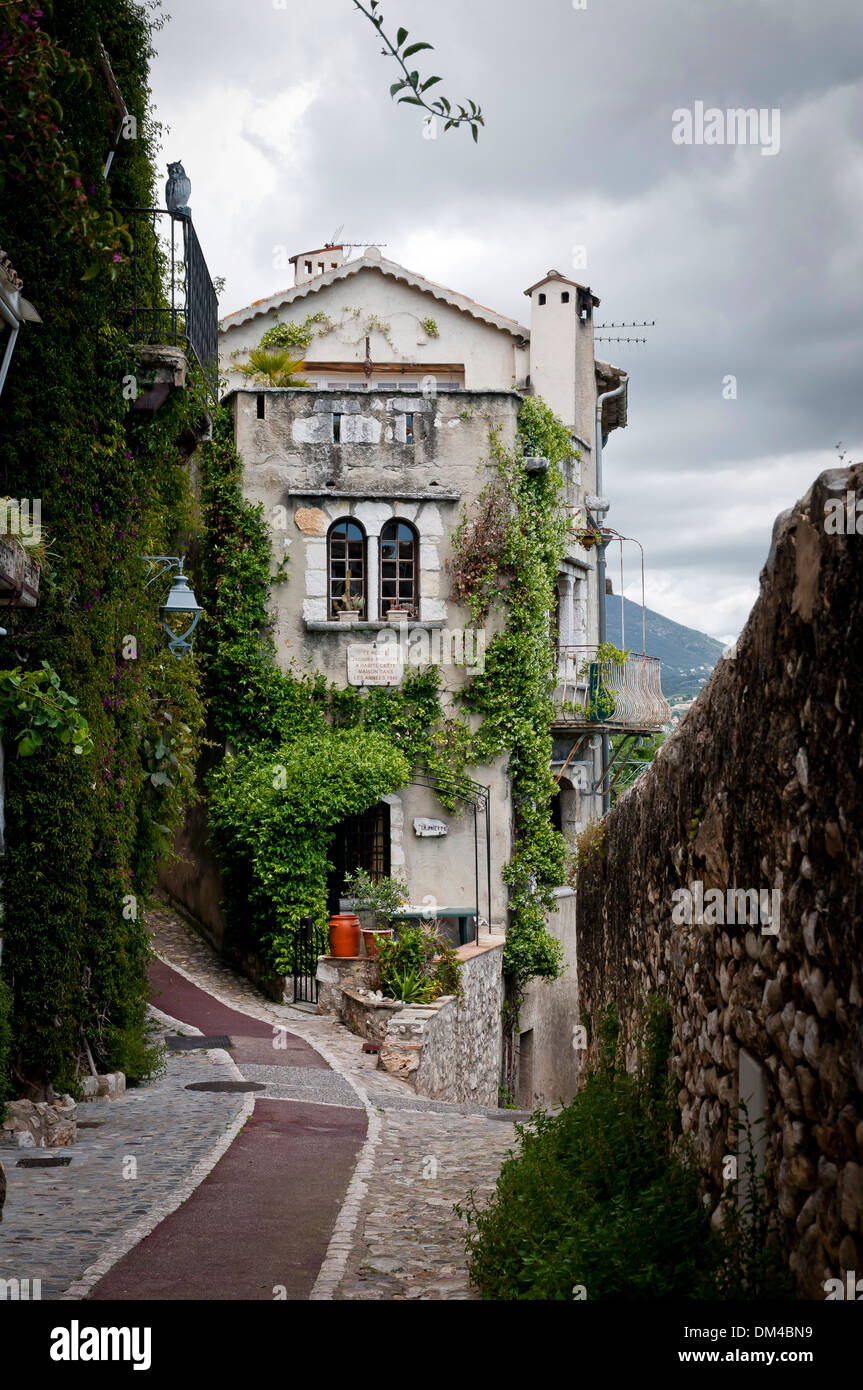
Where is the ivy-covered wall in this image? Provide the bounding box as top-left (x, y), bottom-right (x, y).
top-left (0, 1), bottom-right (205, 1093)
top-left (172, 393), bottom-right (574, 1011)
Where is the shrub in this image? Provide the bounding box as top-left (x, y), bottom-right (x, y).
top-left (376, 921), bottom-right (463, 1003)
top-left (458, 998), bottom-right (792, 1300)
top-left (206, 729), bottom-right (410, 971)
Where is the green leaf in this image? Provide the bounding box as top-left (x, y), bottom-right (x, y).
top-left (403, 42), bottom-right (433, 57)
top-left (421, 76), bottom-right (442, 92)
top-left (390, 80), bottom-right (407, 97)
top-left (398, 96), bottom-right (425, 106)
top-left (397, 26), bottom-right (408, 46)
top-left (81, 261), bottom-right (102, 282)
top-left (472, 123), bottom-right (479, 143)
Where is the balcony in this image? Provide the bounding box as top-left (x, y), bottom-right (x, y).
top-left (121, 208), bottom-right (219, 405)
top-left (553, 644), bottom-right (671, 733)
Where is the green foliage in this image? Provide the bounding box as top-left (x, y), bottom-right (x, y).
top-left (459, 996), bottom-right (790, 1300)
top-left (375, 921), bottom-right (463, 1002)
top-left (207, 730), bottom-right (410, 972)
top-left (610, 731), bottom-right (666, 803)
top-left (712, 1106), bottom-right (796, 1300)
top-left (515, 395), bottom-right (574, 468)
top-left (342, 867), bottom-right (409, 924)
top-left (260, 312), bottom-right (333, 354)
top-left (355, 0), bottom-right (484, 139)
top-left (0, 0), bottom-right (205, 1092)
top-left (0, 662), bottom-right (93, 756)
top-left (239, 346), bottom-right (311, 388)
top-left (0, 5), bottom-right (133, 276)
top-left (456, 402), bottom-right (576, 984)
top-left (421, 317), bottom-right (440, 338)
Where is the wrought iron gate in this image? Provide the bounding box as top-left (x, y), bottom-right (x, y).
top-left (293, 917), bottom-right (328, 1004)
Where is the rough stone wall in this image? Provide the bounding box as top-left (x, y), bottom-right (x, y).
top-left (380, 936), bottom-right (505, 1106)
top-left (576, 466), bottom-right (863, 1297)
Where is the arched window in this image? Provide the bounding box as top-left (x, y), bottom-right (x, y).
top-left (328, 519), bottom-right (366, 618)
top-left (380, 519), bottom-right (418, 616)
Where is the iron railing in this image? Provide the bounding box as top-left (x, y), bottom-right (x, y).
top-left (122, 208), bottom-right (219, 400)
top-left (554, 645), bottom-right (671, 731)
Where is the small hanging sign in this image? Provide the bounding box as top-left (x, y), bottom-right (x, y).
top-left (414, 818), bottom-right (448, 838)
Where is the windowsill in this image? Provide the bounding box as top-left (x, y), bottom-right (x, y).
top-left (305, 619), bottom-right (447, 632)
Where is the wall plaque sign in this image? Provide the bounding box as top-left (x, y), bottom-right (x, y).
top-left (347, 643), bottom-right (404, 687)
top-left (413, 818), bottom-right (448, 837)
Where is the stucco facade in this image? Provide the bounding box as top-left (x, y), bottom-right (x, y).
top-left (210, 246), bottom-right (631, 1105)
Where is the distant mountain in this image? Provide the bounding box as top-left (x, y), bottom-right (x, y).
top-left (605, 594), bottom-right (727, 701)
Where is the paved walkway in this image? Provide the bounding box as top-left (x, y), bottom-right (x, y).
top-left (1, 1032), bottom-right (248, 1301)
top-left (144, 902), bottom-right (525, 1301)
top-left (88, 961), bottom-right (366, 1301)
top-left (2, 900), bottom-right (524, 1302)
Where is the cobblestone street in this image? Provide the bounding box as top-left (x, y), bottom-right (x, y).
top-left (334, 1108), bottom-right (518, 1300)
top-left (1, 899), bottom-right (524, 1301)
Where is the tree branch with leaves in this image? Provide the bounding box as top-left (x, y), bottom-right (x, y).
top-left (353, 0), bottom-right (484, 140)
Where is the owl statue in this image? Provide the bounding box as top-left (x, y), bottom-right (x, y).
top-left (165, 161), bottom-right (192, 217)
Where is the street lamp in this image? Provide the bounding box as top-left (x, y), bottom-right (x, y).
top-left (142, 556), bottom-right (202, 660)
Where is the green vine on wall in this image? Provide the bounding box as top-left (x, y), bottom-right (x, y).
top-left (0, 663), bottom-right (93, 756)
top-left (199, 406), bottom-right (476, 969)
top-left (0, 0), bottom-right (206, 1095)
top-left (455, 396), bottom-right (578, 987)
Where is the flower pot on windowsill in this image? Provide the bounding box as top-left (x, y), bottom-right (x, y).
top-left (386, 606), bottom-right (413, 620)
top-left (336, 609), bottom-right (362, 623)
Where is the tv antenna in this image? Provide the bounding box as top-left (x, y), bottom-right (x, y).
top-left (594, 319), bottom-right (655, 345)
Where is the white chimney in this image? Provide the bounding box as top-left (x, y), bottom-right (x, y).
top-left (290, 244), bottom-right (346, 287)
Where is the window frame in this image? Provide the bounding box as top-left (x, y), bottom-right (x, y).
top-left (328, 517), bottom-right (367, 618)
top-left (379, 518), bottom-right (419, 618)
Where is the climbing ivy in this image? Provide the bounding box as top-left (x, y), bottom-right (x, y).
top-left (207, 730), bottom-right (410, 972)
top-left (259, 311), bottom-right (334, 354)
top-left (455, 398), bottom-right (577, 986)
top-left (0, 0), bottom-right (205, 1095)
top-left (202, 394), bottom-right (577, 989)
top-left (199, 406), bottom-right (477, 968)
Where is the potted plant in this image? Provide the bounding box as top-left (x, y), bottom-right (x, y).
top-left (342, 867), bottom-right (409, 958)
top-left (333, 567), bottom-right (364, 622)
top-left (573, 521), bottom-right (604, 550)
top-left (375, 921), bottom-right (463, 1001)
top-left (385, 602), bottom-right (414, 622)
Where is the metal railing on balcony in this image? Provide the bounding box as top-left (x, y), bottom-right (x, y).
top-left (121, 208), bottom-right (219, 400)
top-left (554, 645), bottom-right (671, 731)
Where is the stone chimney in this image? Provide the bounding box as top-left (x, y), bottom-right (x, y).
top-left (290, 245), bottom-right (346, 287)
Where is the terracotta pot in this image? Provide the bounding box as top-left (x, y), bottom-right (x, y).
top-left (329, 912), bottom-right (362, 957)
top-left (362, 927), bottom-right (393, 959)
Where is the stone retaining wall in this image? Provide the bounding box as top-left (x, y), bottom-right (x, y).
top-left (379, 935), bottom-right (505, 1106)
top-left (317, 935), bottom-right (506, 1106)
top-left (575, 467), bottom-right (863, 1297)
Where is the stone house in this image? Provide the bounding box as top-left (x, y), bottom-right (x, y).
top-left (211, 244), bottom-right (658, 1105)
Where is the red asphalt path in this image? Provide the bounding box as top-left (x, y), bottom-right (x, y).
top-left (87, 960), bottom-right (366, 1300)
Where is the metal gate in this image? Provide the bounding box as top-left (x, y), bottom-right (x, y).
top-left (293, 917), bottom-right (328, 1004)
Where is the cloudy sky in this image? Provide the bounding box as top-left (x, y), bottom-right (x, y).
top-left (149, 0), bottom-right (863, 641)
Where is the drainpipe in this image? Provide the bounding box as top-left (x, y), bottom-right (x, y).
top-left (593, 373), bottom-right (628, 815)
